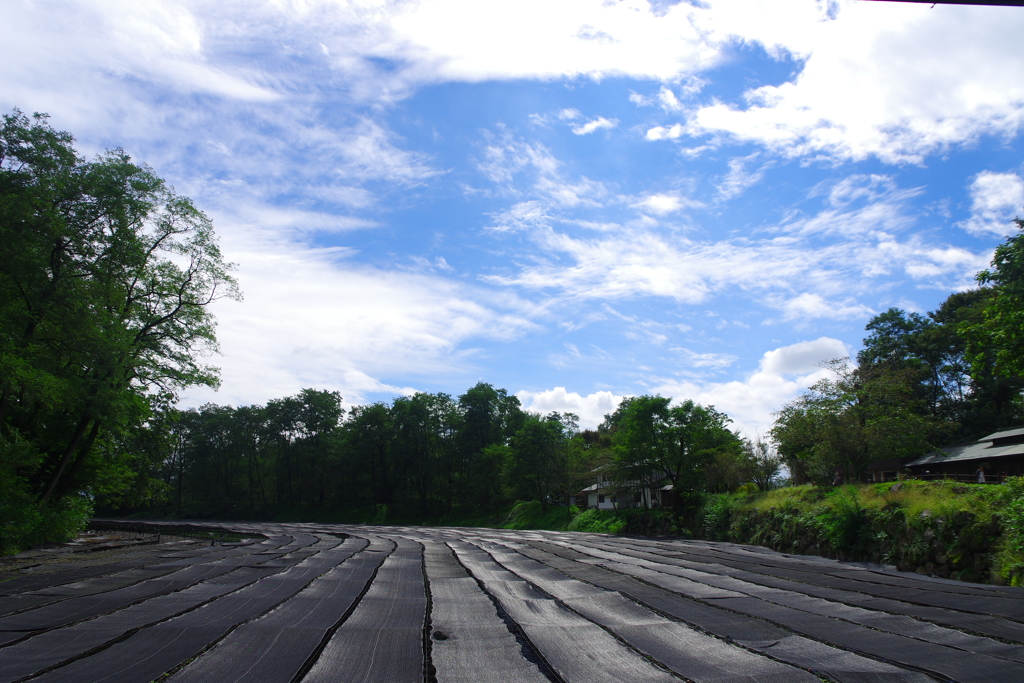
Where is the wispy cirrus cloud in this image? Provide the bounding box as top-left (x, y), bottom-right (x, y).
top-left (716, 153), bottom-right (773, 201)
top-left (481, 159), bottom-right (989, 322)
top-left (571, 117), bottom-right (618, 135)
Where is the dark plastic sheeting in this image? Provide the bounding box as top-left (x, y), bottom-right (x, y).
top-left (423, 541), bottom-right (550, 683)
top-left (302, 540), bottom-right (426, 683)
top-left (170, 538), bottom-right (381, 683)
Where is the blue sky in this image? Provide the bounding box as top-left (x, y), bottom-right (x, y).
top-left (5, 0), bottom-right (1024, 435)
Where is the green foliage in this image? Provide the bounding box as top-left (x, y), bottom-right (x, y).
top-left (713, 482), bottom-right (1016, 583)
top-left (993, 477), bottom-right (1024, 585)
top-left (501, 501), bottom-right (577, 530)
top-left (700, 493), bottom-right (736, 541)
top-left (772, 359), bottom-right (936, 484)
top-left (859, 294), bottom-right (1023, 443)
top-left (811, 488), bottom-right (871, 555)
top-left (368, 503), bottom-right (389, 525)
top-left (0, 434), bottom-right (92, 554)
top-left (965, 220), bottom-right (1024, 380)
top-left (567, 508), bottom-right (626, 534)
top-left (603, 395), bottom-right (739, 512)
top-left (0, 109), bottom-right (237, 551)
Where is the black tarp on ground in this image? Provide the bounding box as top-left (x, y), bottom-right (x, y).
top-left (169, 537), bottom-right (385, 683)
top-left (422, 540), bottom-right (552, 683)
top-left (510, 539), bottom-right (935, 683)
top-left (23, 536), bottom-right (343, 683)
top-left (4, 522), bottom-right (1024, 683)
top-left (301, 537), bottom-right (426, 683)
top-left (451, 541), bottom-right (682, 683)
top-left (478, 540), bottom-right (822, 683)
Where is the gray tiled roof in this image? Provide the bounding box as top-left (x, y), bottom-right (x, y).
top-left (907, 426), bottom-right (1024, 467)
top-left (981, 425), bottom-right (1024, 442)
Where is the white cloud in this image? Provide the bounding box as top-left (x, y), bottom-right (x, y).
top-left (652, 337), bottom-right (849, 438)
top-left (632, 192), bottom-right (700, 216)
top-left (478, 132), bottom-right (608, 207)
top-left (484, 164), bottom-right (992, 317)
top-left (478, 134), bottom-right (561, 186)
top-left (571, 117), bottom-right (618, 135)
top-left (645, 123), bottom-right (685, 141)
top-left (11, 0), bottom-right (1024, 172)
top-left (681, 2), bottom-right (1024, 163)
top-left (524, 338), bottom-right (849, 435)
top-left (775, 293), bottom-right (874, 323)
top-left (4, 1), bottom-right (279, 109)
top-left (516, 387), bottom-right (625, 429)
top-left (760, 337), bottom-right (850, 376)
top-left (485, 219), bottom-right (984, 308)
top-left (671, 348), bottom-right (738, 369)
top-left (962, 171), bottom-right (1024, 236)
top-left (376, 0), bottom-right (727, 84)
top-left (182, 221), bottom-right (537, 410)
top-left (716, 153), bottom-right (772, 201)
top-left (331, 118), bottom-right (440, 184)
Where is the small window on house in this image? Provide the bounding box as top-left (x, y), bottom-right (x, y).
top-left (598, 494), bottom-right (605, 503)
top-left (634, 492), bottom-right (642, 503)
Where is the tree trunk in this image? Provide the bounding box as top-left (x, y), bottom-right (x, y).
top-left (39, 414), bottom-right (92, 503)
top-left (55, 420), bottom-right (102, 500)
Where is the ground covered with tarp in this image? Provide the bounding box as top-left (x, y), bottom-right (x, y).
top-left (2, 520), bottom-right (1023, 682)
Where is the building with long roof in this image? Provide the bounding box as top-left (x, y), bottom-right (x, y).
top-left (868, 426), bottom-right (1024, 483)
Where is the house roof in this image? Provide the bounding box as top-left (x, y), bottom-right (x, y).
top-left (907, 426), bottom-right (1024, 468)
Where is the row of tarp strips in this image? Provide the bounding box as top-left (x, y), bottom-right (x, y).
top-left (448, 539), bottom-right (683, 683)
top-left (566, 535), bottom-right (1024, 650)
top-left (419, 539), bottom-right (553, 683)
top-left (610, 535), bottom-right (1024, 644)
top-left (630, 534), bottom-right (1024, 598)
top-left (0, 532), bottom-right (327, 667)
top-left (0, 527), bottom-right (283, 597)
top-left (476, 536), bottom-right (937, 683)
top-left (0, 534), bottom-right (309, 633)
top-left (576, 535), bottom-right (1024, 621)
top-left (0, 535), bottom-right (301, 650)
top-left (526, 535), bottom-right (1024, 683)
top-left (0, 533), bottom-right (325, 683)
top-left (19, 533), bottom-right (345, 683)
top-left (167, 536), bottom-right (386, 683)
top-left (505, 539), bottom-right (935, 683)
top-left (472, 538), bottom-right (825, 683)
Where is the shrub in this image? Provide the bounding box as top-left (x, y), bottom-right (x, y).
top-left (567, 509), bottom-right (626, 534)
top-left (701, 494), bottom-right (736, 541)
top-left (993, 477), bottom-right (1024, 585)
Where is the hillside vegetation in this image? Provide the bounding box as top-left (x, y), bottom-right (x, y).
top-left (696, 480), bottom-right (1024, 585)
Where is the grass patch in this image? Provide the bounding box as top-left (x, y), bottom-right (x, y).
top-left (706, 479), bottom-right (1023, 584)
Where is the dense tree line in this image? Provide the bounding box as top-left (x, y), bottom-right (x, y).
top-left (115, 384), bottom-right (575, 519)
top-left (110, 383), bottom-right (783, 523)
top-left (773, 224), bottom-right (1024, 485)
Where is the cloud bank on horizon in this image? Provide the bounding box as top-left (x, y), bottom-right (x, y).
top-left (4, 0), bottom-right (1023, 436)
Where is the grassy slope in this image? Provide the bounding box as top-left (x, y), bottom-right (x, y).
top-left (704, 479), bottom-right (1024, 585)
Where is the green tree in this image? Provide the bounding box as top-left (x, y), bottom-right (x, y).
top-left (772, 359), bottom-right (935, 485)
top-left (457, 382), bottom-right (524, 512)
top-left (744, 437), bottom-right (784, 491)
top-left (0, 110), bottom-right (238, 549)
top-left (504, 411), bottom-right (579, 513)
top-left (859, 292), bottom-right (1023, 442)
top-left (603, 396), bottom-right (739, 513)
top-left (965, 220), bottom-right (1024, 380)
